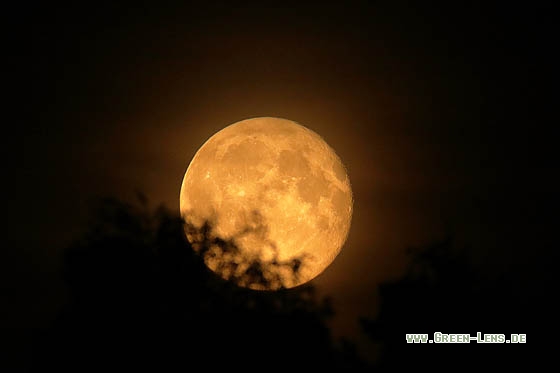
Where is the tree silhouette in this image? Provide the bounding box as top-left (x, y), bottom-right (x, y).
top-left (360, 236), bottom-right (535, 370)
top-left (183, 209), bottom-right (309, 290)
top-left (29, 195), bottom-right (367, 372)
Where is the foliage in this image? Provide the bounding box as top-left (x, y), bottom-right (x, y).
top-left (184, 213), bottom-right (308, 291)
top-left (360, 236), bottom-right (533, 370)
top-left (30, 195), bottom-right (367, 372)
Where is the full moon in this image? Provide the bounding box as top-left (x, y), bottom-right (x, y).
top-left (180, 117), bottom-right (353, 290)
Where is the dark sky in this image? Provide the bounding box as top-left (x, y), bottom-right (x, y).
top-left (4, 0), bottom-right (554, 362)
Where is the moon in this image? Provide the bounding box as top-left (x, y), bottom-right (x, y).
top-left (180, 117), bottom-right (352, 290)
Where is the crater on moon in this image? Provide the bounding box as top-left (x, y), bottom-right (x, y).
top-left (180, 117), bottom-right (353, 290)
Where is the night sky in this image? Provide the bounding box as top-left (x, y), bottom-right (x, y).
top-left (4, 1), bottom-right (554, 370)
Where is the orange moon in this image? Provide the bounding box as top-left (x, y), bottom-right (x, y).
top-left (180, 117), bottom-right (353, 289)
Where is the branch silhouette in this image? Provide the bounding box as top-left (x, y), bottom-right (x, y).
top-left (30, 195), bottom-right (367, 372)
top-left (183, 210), bottom-right (309, 290)
top-left (360, 236), bottom-right (533, 370)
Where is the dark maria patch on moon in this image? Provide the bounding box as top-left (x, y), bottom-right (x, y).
top-left (221, 139), bottom-right (269, 165)
top-left (332, 158), bottom-right (347, 182)
top-left (332, 188), bottom-right (349, 216)
top-left (297, 171), bottom-right (329, 206)
top-left (278, 150), bottom-right (310, 177)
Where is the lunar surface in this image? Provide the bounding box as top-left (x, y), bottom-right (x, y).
top-left (180, 117), bottom-right (352, 289)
